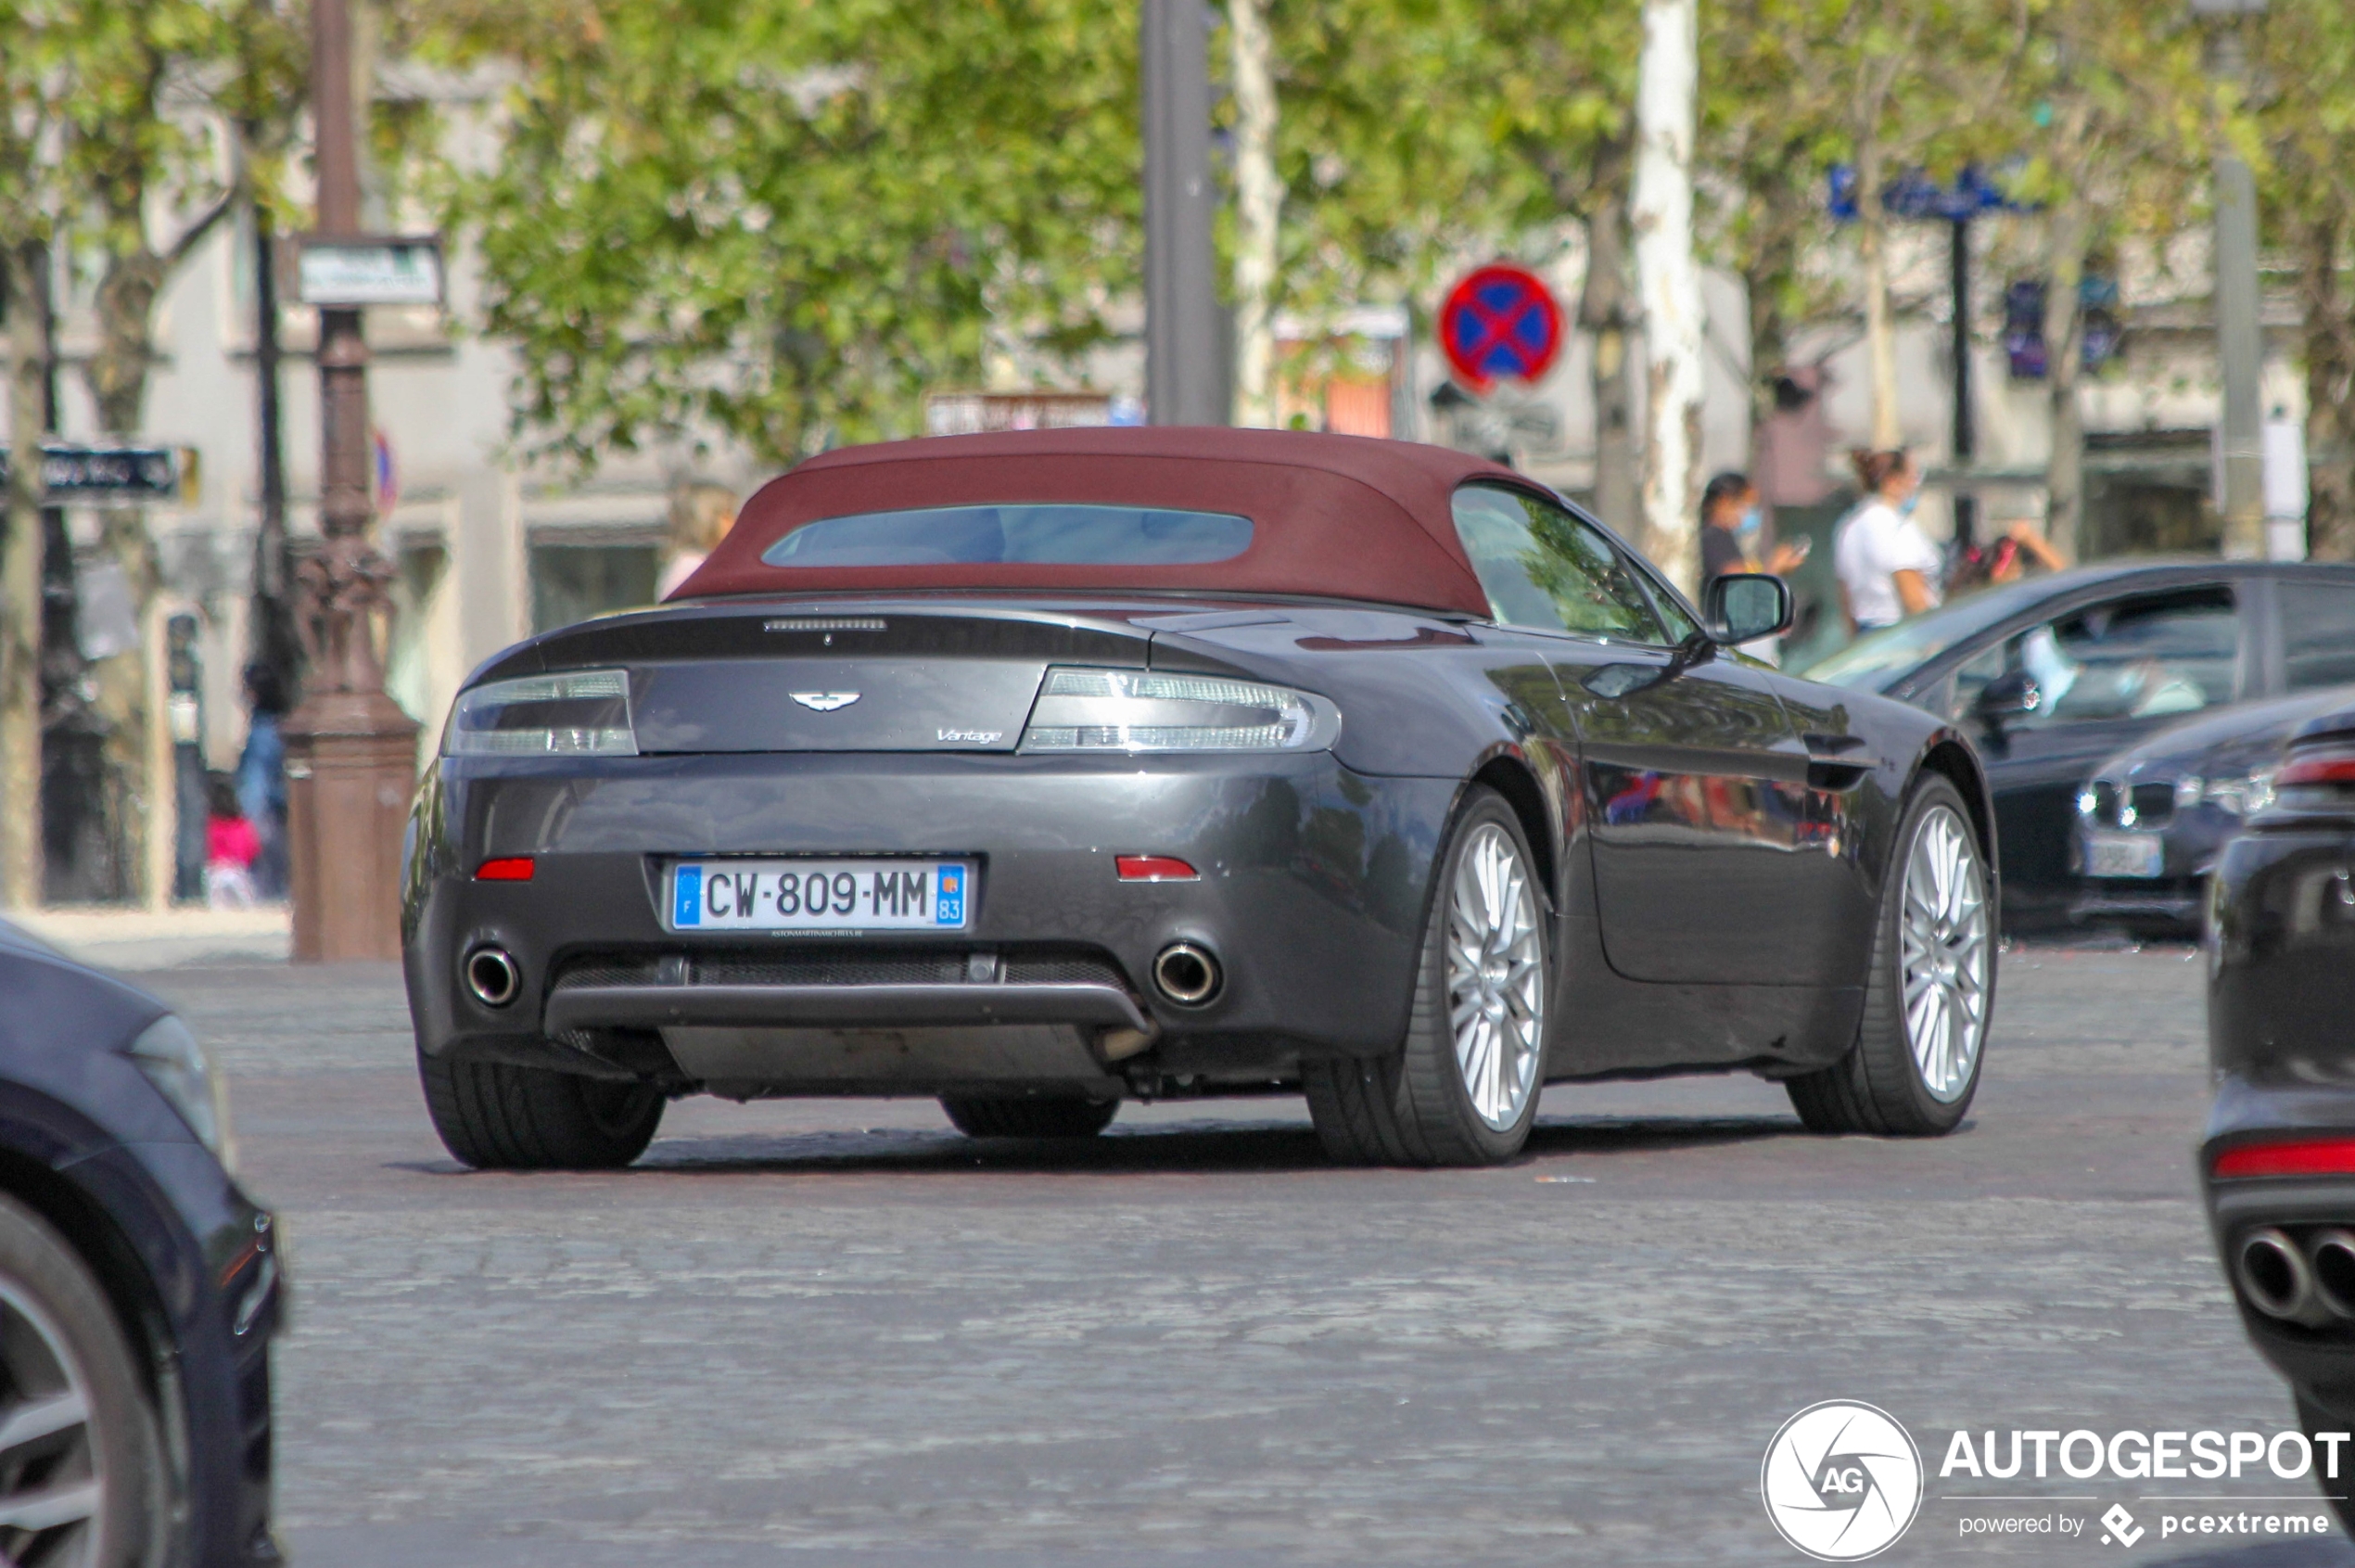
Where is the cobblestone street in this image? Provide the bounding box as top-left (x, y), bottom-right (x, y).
top-left (123, 942), bottom-right (2352, 1567)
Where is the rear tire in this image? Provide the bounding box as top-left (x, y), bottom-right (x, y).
top-left (1304, 785), bottom-right (1548, 1167)
top-left (419, 1048), bottom-right (665, 1169)
top-left (939, 1096), bottom-right (1118, 1140)
top-left (0, 1192), bottom-right (165, 1568)
top-left (1787, 774), bottom-right (1992, 1136)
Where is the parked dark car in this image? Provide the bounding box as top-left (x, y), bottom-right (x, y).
top-left (2204, 695), bottom-right (2355, 1532)
top-left (405, 427), bottom-right (1996, 1172)
top-left (0, 919), bottom-right (281, 1565)
top-left (1798, 559), bottom-right (2355, 925)
top-left (2073, 684), bottom-right (2355, 937)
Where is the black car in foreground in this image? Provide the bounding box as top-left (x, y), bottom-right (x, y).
top-left (2074, 684), bottom-right (2355, 937)
top-left (406, 427), bottom-right (1996, 1171)
top-left (0, 920), bottom-right (281, 1565)
top-left (2205, 695), bottom-right (2355, 1531)
top-left (1799, 558), bottom-right (2355, 926)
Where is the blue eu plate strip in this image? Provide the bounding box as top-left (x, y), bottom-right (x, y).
top-left (674, 863), bottom-right (703, 926)
top-left (936, 866), bottom-right (964, 926)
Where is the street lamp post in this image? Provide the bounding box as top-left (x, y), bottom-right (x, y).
top-left (281, 0), bottom-right (416, 962)
top-left (2195, 0), bottom-right (2268, 559)
top-left (1141, 0), bottom-right (1225, 427)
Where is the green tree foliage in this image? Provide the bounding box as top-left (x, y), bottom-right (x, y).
top-left (421, 0), bottom-right (1139, 468)
top-left (2254, 0), bottom-right (2355, 560)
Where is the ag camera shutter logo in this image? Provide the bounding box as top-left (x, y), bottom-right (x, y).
top-left (1762, 1400), bottom-right (1924, 1561)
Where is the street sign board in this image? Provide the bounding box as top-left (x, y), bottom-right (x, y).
top-left (0, 443), bottom-right (192, 502)
top-left (1439, 265), bottom-right (1563, 390)
top-left (1828, 166), bottom-right (2028, 223)
top-left (297, 236), bottom-right (445, 307)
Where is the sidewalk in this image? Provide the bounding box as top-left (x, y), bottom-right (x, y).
top-left (9, 905), bottom-right (292, 970)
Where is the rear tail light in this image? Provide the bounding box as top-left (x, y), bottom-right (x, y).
top-left (2278, 749), bottom-right (2355, 788)
top-left (1019, 669), bottom-right (1339, 754)
top-left (2213, 1139), bottom-right (2355, 1180)
top-left (475, 857), bottom-right (536, 882)
top-left (1116, 855), bottom-right (1199, 881)
top-left (446, 669), bottom-right (636, 757)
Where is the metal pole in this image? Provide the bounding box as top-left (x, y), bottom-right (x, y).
top-left (250, 199), bottom-right (294, 689)
top-left (1141, 0), bottom-right (1224, 426)
top-left (284, 0), bottom-right (416, 962)
top-left (1950, 218), bottom-right (1978, 551)
top-left (2200, 1), bottom-right (2268, 558)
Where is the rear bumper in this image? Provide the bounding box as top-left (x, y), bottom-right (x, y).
top-left (403, 750), bottom-right (1457, 1087)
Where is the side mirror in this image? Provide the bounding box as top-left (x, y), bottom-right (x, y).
top-left (1704, 573), bottom-right (1794, 644)
top-left (1976, 669), bottom-right (2043, 720)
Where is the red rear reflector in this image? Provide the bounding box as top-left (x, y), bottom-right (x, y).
top-left (2279, 754), bottom-right (2355, 786)
top-left (475, 857), bottom-right (536, 882)
top-left (1116, 855), bottom-right (1198, 882)
top-left (2213, 1139), bottom-right (2355, 1179)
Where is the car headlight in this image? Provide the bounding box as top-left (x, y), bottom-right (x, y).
top-left (2174, 774), bottom-right (2204, 808)
top-left (128, 1014), bottom-right (236, 1175)
top-left (445, 669), bottom-right (636, 757)
top-left (2204, 769), bottom-right (2278, 819)
top-left (1019, 668), bottom-right (1339, 753)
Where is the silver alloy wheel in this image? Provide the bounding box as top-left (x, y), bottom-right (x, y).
top-left (0, 1280), bottom-right (103, 1564)
top-left (1445, 822), bottom-right (1546, 1130)
top-left (1899, 803), bottom-right (1991, 1103)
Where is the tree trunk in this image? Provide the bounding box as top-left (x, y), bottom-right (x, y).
top-left (1228, 0), bottom-right (1280, 428)
top-left (2043, 201), bottom-right (2089, 563)
top-left (2303, 213), bottom-right (2355, 563)
top-left (1857, 140), bottom-right (1903, 451)
top-left (84, 236), bottom-right (170, 906)
top-left (0, 242), bottom-right (46, 910)
top-left (1582, 157), bottom-right (1638, 534)
top-left (1631, 0), bottom-right (1703, 593)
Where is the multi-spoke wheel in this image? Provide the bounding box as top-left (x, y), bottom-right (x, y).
top-left (0, 1193), bottom-right (163, 1568)
top-left (1789, 775), bottom-right (1993, 1136)
top-left (1304, 786), bottom-right (1550, 1166)
top-left (1896, 803), bottom-right (1991, 1103)
top-left (1444, 822), bottom-right (1547, 1132)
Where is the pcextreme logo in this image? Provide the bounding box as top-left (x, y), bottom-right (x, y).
top-left (1763, 1400), bottom-right (1927, 1561)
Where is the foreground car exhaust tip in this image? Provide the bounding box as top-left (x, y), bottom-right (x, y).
top-left (1152, 943), bottom-right (1222, 1007)
top-left (2311, 1230), bottom-right (2355, 1319)
top-left (464, 947), bottom-right (522, 1008)
top-left (2237, 1228), bottom-right (2325, 1324)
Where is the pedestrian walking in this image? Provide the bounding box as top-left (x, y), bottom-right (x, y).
top-left (1833, 449), bottom-right (1940, 634)
top-left (1699, 470), bottom-right (1809, 593)
top-left (236, 664), bottom-right (290, 899)
top-left (1949, 516), bottom-right (2067, 594)
top-left (203, 773), bottom-right (261, 909)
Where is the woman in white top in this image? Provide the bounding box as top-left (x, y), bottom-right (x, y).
top-left (1833, 449), bottom-right (1941, 633)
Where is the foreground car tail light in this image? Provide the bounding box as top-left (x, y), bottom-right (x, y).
top-left (446, 669), bottom-right (636, 757)
top-left (2213, 1139), bottom-right (2355, 1180)
top-left (1019, 668), bottom-right (1337, 754)
top-left (1117, 855), bottom-right (1198, 881)
top-left (2279, 748), bottom-right (2355, 789)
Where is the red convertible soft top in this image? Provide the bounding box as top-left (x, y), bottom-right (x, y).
top-left (671, 427), bottom-right (1521, 616)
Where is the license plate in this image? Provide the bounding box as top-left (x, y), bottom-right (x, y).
top-left (2083, 832), bottom-right (2164, 880)
top-left (668, 859), bottom-right (972, 932)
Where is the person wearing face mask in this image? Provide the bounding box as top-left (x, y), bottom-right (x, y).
top-left (1699, 470), bottom-right (1808, 595)
top-left (1833, 448), bottom-right (1941, 634)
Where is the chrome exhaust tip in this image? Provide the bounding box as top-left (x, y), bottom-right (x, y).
top-left (2238, 1227), bottom-right (2323, 1324)
top-left (2312, 1230), bottom-right (2355, 1319)
top-left (1152, 942), bottom-right (1221, 1007)
top-left (464, 946), bottom-right (522, 1008)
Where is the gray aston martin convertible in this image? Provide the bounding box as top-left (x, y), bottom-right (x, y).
top-left (401, 427), bottom-right (1995, 1168)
